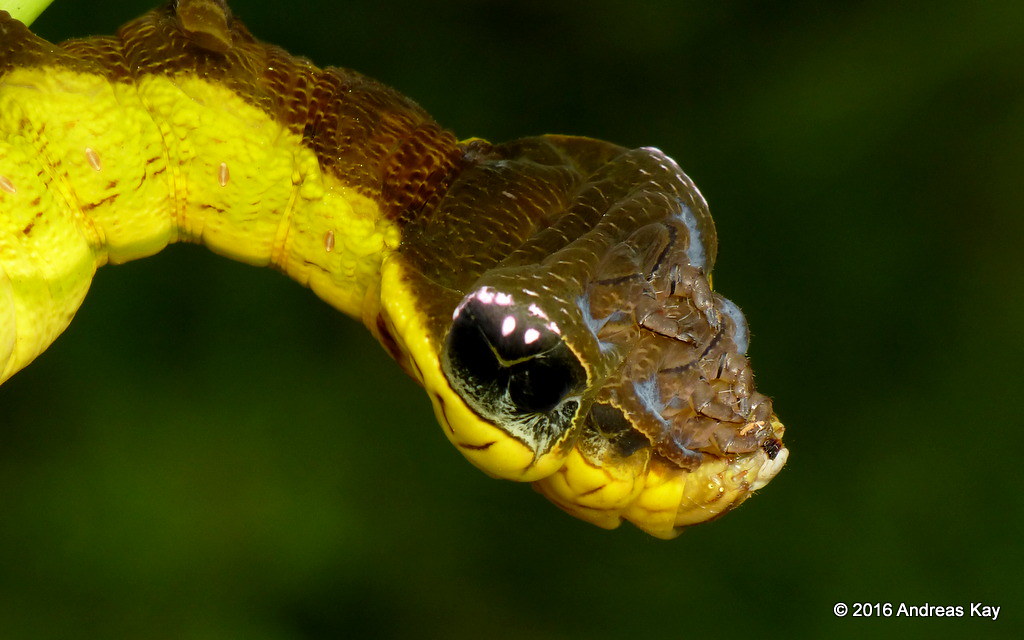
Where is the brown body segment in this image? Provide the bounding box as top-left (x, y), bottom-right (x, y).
top-left (56, 1), bottom-right (465, 226)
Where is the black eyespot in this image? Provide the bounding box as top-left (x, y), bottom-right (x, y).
top-left (443, 287), bottom-right (586, 415)
top-left (508, 356), bottom-right (575, 413)
top-left (445, 308), bottom-right (501, 386)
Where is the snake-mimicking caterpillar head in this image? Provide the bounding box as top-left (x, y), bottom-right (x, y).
top-left (380, 137), bottom-right (787, 538)
top-left (0, 1), bottom-right (787, 539)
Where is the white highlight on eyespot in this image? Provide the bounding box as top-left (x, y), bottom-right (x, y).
top-left (523, 328), bottom-right (541, 344)
top-left (476, 289), bottom-right (495, 305)
top-left (501, 315), bottom-right (516, 336)
top-left (0, 175), bottom-right (16, 194)
top-left (474, 288), bottom-right (512, 306)
top-left (458, 287), bottom-right (518, 320)
top-left (527, 303), bottom-right (549, 320)
top-left (324, 230), bottom-right (335, 253)
top-left (84, 147), bottom-right (102, 172)
top-left (218, 162), bottom-right (230, 187)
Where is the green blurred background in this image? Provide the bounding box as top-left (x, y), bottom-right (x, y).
top-left (1, 0), bottom-right (1020, 637)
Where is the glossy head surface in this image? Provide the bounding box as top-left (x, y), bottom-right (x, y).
top-left (382, 135), bottom-right (787, 535)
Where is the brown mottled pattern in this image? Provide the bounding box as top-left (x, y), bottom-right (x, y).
top-left (39, 2), bottom-right (463, 222)
top-left (402, 135), bottom-right (775, 469)
top-left (0, 10), bottom-right (87, 73)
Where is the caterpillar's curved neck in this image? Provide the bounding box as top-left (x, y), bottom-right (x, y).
top-left (0, 5), bottom-right (461, 381)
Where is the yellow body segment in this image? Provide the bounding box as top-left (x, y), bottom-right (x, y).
top-left (0, 93), bottom-right (98, 381)
top-left (0, 65), bottom-right (397, 380)
top-left (533, 446), bottom-right (650, 530)
top-left (537, 422), bottom-right (787, 538)
top-left (2, 67), bottom-right (175, 264)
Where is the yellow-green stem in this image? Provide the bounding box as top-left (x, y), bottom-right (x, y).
top-left (0, 0), bottom-right (55, 26)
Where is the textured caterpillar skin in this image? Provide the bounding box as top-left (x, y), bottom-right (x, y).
top-left (0, 1), bottom-right (788, 538)
top-left (0, 2), bottom-right (460, 381)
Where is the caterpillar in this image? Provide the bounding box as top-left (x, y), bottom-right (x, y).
top-left (0, 0), bottom-right (788, 538)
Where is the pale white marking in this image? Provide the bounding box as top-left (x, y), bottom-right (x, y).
top-left (84, 147), bottom-right (102, 172)
top-left (501, 315), bottom-right (516, 336)
top-left (501, 190), bottom-right (517, 200)
top-left (751, 448), bottom-right (789, 491)
top-left (218, 162), bottom-right (230, 187)
top-left (633, 375), bottom-right (668, 426)
top-left (527, 303), bottom-right (549, 320)
top-left (523, 328), bottom-right (541, 345)
top-left (547, 322), bottom-right (561, 335)
top-left (461, 286), bottom-right (516, 321)
top-left (717, 296), bottom-right (749, 355)
top-left (576, 294), bottom-right (607, 335)
top-left (575, 293), bottom-right (618, 351)
top-left (675, 200), bottom-right (708, 271)
top-left (324, 230), bottom-right (335, 253)
top-left (0, 175), bottom-right (15, 194)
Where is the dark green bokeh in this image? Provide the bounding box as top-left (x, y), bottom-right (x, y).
top-left (1, 0), bottom-right (1021, 637)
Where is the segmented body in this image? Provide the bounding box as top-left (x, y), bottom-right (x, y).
top-left (0, 1), bottom-right (787, 538)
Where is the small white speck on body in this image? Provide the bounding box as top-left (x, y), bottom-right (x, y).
top-left (85, 147), bottom-right (102, 172)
